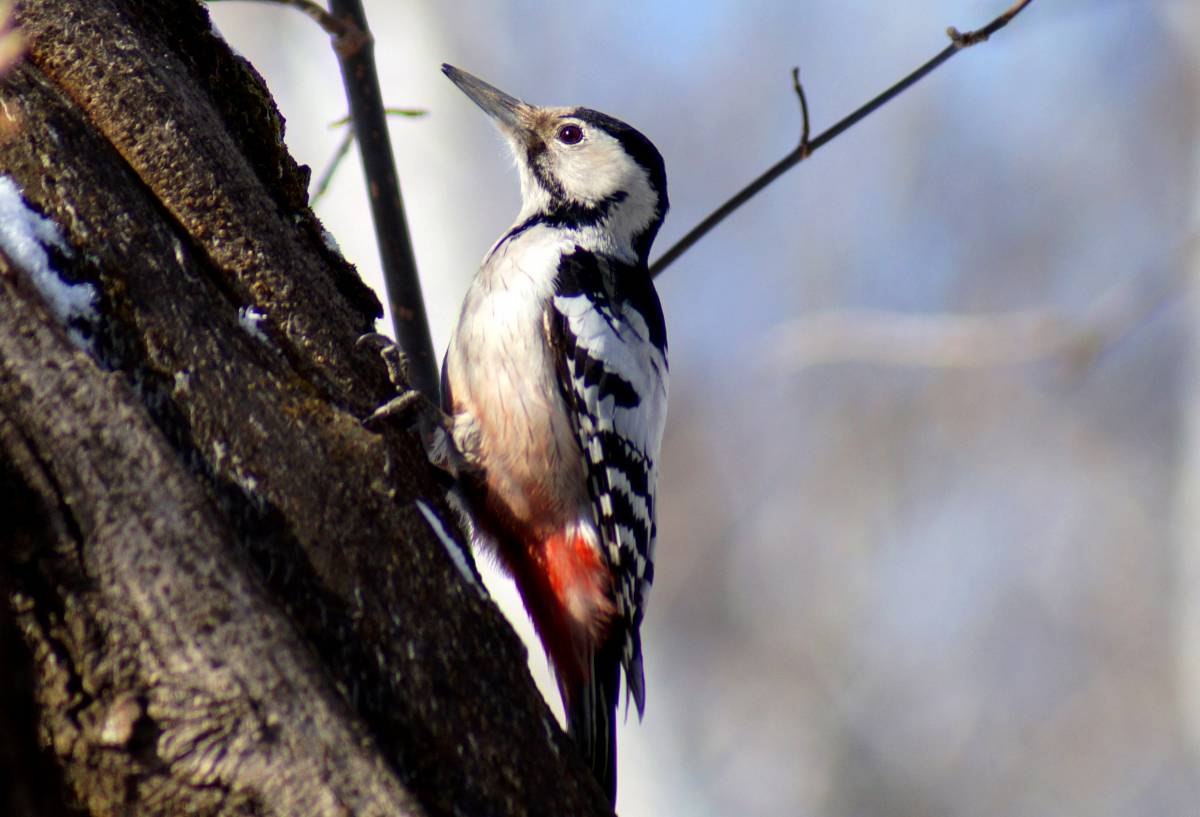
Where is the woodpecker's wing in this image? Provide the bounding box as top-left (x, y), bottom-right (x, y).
top-left (547, 247), bottom-right (668, 716)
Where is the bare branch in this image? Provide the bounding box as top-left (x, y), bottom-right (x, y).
top-left (947, 0), bottom-right (1036, 47)
top-left (324, 0), bottom-right (438, 399)
top-left (791, 67), bottom-right (811, 158)
top-left (650, 0), bottom-right (1036, 278)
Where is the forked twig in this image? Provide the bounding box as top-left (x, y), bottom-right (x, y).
top-left (649, 0), bottom-right (1036, 278)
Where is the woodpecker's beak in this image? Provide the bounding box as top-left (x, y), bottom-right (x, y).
top-left (442, 64), bottom-right (536, 146)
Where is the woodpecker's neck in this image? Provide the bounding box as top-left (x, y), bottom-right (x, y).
top-left (507, 182), bottom-right (663, 267)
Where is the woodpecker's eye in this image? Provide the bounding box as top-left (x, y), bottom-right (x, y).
top-left (557, 124), bottom-right (584, 145)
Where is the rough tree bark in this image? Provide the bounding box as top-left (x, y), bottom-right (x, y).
top-left (0, 0), bottom-right (612, 815)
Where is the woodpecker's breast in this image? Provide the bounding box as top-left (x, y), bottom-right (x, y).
top-left (444, 226), bottom-right (587, 527)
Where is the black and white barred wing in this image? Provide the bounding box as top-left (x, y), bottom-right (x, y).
top-left (547, 250), bottom-right (668, 715)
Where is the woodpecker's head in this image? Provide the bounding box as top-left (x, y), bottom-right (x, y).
top-left (443, 64), bottom-right (668, 264)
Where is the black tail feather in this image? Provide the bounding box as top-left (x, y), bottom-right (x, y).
top-left (565, 643), bottom-right (622, 804)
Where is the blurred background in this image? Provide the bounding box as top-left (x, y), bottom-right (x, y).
top-left (208, 2), bottom-right (1200, 815)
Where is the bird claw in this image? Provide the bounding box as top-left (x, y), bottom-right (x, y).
top-left (363, 390), bottom-right (426, 427)
top-left (356, 332), bottom-right (412, 393)
top-left (357, 332), bottom-right (468, 479)
top-left (365, 394), bottom-right (465, 483)
top-left (358, 332), bottom-right (430, 430)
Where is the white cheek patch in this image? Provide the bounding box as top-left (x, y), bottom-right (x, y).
top-left (554, 134), bottom-right (631, 204)
top-left (545, 132), bottom-right (660, 261)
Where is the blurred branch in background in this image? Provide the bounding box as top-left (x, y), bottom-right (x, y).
top-left (766, 249), bottom-right (1190, 371)
top-left (650, 0), bottom-right (1036, 278)
top-left (310, 109), bottom-right (427, 207)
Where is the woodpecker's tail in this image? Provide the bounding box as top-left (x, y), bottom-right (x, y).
top-left (565, 641), bottom-right (622, 804)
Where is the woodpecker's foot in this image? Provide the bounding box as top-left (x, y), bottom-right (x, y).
top-left (358, 331), bottom-right (433, 429)
top-left (365, 390), bottom-right (463, 479)
top-left (358, 332), bottom-right (428, 425)
top-left (364, 390), bottom-right (427, 426)
top-left (356, 333), bottom-right (472, 479)
top-left (356, 332), bottom-right (413, 393)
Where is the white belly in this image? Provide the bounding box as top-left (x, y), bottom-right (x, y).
top-left (444, 229), bottom-right (588, 525)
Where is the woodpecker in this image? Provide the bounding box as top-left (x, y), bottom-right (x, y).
top-left (441, 64), bottom-right (668, 802)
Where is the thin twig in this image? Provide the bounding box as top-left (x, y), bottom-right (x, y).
top-left (791, 67), bottom-right (810, 158)
top-left (326, 0), bottom-right (438, 399)
top-left (311, 109), bottom-right (426, 207)
top-left (329, 108), bottom-right (427, 128)
top-left (309, 129), bottom-right (353, 207)
top-left (649, 0), bottom-right (1036, 278)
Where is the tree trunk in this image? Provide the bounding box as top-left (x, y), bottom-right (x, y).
top-left (0, 1), bottom-right (610, 815)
